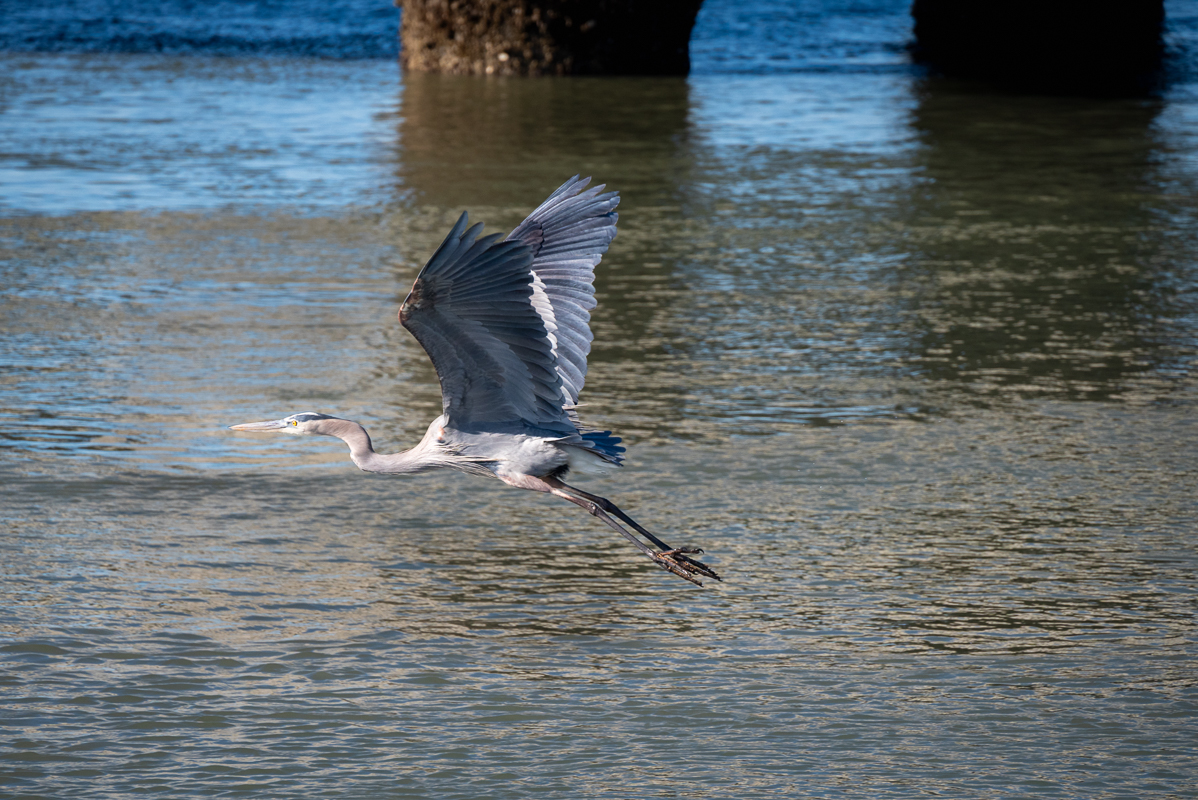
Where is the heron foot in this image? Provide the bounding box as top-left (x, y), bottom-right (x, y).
top-left (653, 547), bottom-right (722, 587)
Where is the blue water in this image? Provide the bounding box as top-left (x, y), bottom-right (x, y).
top-left (2, 2), bottom-right (1197, 798)
top-left (0, 0), bottom-right (400, 58)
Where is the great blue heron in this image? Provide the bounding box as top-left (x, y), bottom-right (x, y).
top-left (230, 177), bottom-right (720, 586)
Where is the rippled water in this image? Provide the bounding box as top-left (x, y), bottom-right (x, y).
top-left (3, 2), bottom-right (1198, 798)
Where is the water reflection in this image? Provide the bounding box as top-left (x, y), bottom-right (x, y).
top-left (396, 72), bottom-right (693, 210)
top-left (902, 83), bottom-right (1188, 402)
top-left (392, 73), bottom-right (700, 438)
top-left (2, 41), bottom-right (1198, 800)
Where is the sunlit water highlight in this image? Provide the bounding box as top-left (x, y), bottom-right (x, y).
top-left (3, 2), bottom-right (1198, 798)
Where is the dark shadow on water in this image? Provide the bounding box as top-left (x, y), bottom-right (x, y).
top-left (395, 72), bottom-right (693, 211)
top-left (899, 79), bottom-right (1195, 403)
top-left (392, 73), bottom-right (699, 436)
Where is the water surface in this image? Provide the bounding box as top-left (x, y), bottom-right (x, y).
top-left (3, 2), bottom-right (1198, 798)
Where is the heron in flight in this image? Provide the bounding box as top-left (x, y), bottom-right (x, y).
top-left (230, 177), bottom-right (720, 586)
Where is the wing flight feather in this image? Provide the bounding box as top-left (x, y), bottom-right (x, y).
top-left (506, 177), bottom-right (619, 406)
top-left (399, 177), bottom-right (621, 458)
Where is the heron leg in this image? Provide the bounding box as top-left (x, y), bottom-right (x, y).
top-left (544, 478), bottom-right (722, 585)
top-left (497, 472), bottom-right (659, 555)
top-left (549, 482), bottom-right (673, 550)
top-left (496, 472), bottom-right (718, 586)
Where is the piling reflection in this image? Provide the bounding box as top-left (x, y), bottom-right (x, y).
top-left (392, 73), bottom-right (699, 436)
top-left (901, 83), bottom-right (1183, 402)
top-left (396, 71), bottom-right (693, 210)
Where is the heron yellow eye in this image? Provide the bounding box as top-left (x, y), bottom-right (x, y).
top-left (290, 420), bottom-right (298, 426)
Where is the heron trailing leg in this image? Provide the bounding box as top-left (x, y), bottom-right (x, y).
top-left (496, 471), bottom-right (718, 585)
top-left (544, 477), bottom-right (722, 586)
top-left (549, 481), bottom-right (672, 550)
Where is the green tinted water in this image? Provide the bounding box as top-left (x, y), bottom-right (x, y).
top-left (2, 54), bottom-right (1196, 798)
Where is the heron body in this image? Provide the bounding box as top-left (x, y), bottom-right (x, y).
top-left (231, 177), bottom-right (719, 586)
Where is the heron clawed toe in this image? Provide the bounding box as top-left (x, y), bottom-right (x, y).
top-left (652, 547), bottom-right (722, 586)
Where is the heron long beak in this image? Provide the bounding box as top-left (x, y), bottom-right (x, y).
top-left (229, 419), bottom-right (289, 432)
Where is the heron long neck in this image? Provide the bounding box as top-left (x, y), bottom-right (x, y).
top-left (317, 418), bottom-right (439, 475)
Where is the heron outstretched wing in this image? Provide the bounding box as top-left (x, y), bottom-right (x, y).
top-left (506, 176), bottom-right (620, 407)
top-left (400, 177), bottom-right (619, 432)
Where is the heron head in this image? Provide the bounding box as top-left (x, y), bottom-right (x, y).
top-left (229, 411), bottom-right (336, 436)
